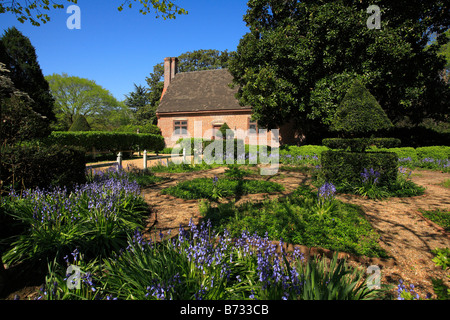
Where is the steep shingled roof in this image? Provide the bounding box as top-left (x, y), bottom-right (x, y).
top-left (156, 68), bottom-right (250, 113)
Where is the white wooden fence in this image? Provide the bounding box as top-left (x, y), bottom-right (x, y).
top-left (85, 149), bottom-right (187, 170)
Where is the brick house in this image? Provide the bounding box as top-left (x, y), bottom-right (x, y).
top-left (156, 57), bottom-right (296, 148)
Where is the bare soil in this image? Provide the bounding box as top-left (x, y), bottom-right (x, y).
top-left (2, 159), bottom-right (449, 300)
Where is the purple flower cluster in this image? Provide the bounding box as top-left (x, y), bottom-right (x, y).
top-left (145, 273), bottom-right (181, 300)
top-left (397, 279), bottom-right (420, 300)
top-left (9, 171), bottom-right (141, 228)
top-left (172, 219), bottom-right (306, 300)
top-left (361, 168), bottom-right (381, 185)
top-left (317, 182), bottom-right (336, 202)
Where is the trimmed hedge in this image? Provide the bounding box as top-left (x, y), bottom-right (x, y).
top-left (280, 145), bottom-right (329, 156)
top-left (320, 150), bottom-right (398, 187)
top-left (367, 146), bottom-right (450, 161)
top-left (322, 138), bottom-right (401, 152)
top-left (45, 131), bottom-right (165, 153)
top-left (1, 143), bottom-right (86, 192)
top-left (416, 146), bottom-right (450, 160)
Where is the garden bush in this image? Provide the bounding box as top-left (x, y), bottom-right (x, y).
top-left (329, 80), bottom-right (393, 136)
top-left (0, 142), bottom-right (86, 193)
top-left (45, 131), bottom-right (165, 154)
top-left (368, 147), bottom-right (419, 161)
top-left (416, 146), bottom-right (450, 160)
top-left (323, 138), bottom-right (401, 152)
top-left (114, 123), bottom-right (161, 135)
top-left (320, 150), bottom-right (398, 188)
top-left (68, 115), bottom-right (91, 131)
top-left (280, 145), bottom-right (328, 156)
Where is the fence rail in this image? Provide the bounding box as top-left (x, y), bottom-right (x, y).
top-left (85, 150), bottom-right (185, 170)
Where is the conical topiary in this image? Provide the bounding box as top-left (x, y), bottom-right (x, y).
top-left (69, 115), bottom-right (91, 131)
top-left (330, 80), bottom-right (393, 136)
top-left (219, 122), bottom-right (234, 139)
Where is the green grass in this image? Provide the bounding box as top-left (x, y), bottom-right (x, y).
top-left (440, 179), bottom-right (450, 189)
top-left (150, 161), bottom-right (215, 173)
top-left (160, 177), bottom-right (284, 200)
top-left (422, 209), bottom-right (450, 232)
top-left (200, 185), bottom-right (389, 258)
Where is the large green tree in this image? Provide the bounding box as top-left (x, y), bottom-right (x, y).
top-left (0, 0), bottom-right (187, 26)
top-left (125, 83), bottom-right (156, 125)
top-left (229, 0), bottom-right (449, 139)
top-left (0, 27), bottom-right (55, 137)
top-left (143, 49), bottom-right (232, 123)
top-left (46, 73), bottom-right (129, 131)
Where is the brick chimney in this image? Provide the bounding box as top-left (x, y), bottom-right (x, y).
top-left (161, 57), bottom-right (178, 100)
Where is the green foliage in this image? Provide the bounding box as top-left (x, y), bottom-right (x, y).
top-left (0, 142), bottom-right (86, 193)
top-left (369, 146), bottom-right (419, 161)
top-left (431, 278), bottom-right (450, 300)
top-left (330, 80), bottom-right (393, 136)
top-left (0, 64), bottom-right (50, 144)
top-left (0, 27), bottom-right (55, 124)
top-left (1, 0), bottom-right (187, 26)
top-left (323, 138), bottom-right (401, 152)
top-left (124, 84), bottom-right (157, 125)
top-left (229, 1), bottom-right (449, 133)
top-left (440, 179), bottom-right (450, 189)
top-left (431, 248), bottom-right (450, 271)
top-left (1, 169), bottom-right (148, 266)
top-left (69, 115), bottom-right (91, 131)
top-left (219, 122), bottom-right (234, 139)
top-left (320, 151), bottom-right (398, 188)
top-left (296, 253), bottom-right (380, 300)
top-left (115, 123), bottom-right (161, 135)
top-left (223, 165), bottom-right (254, 180)
top-left (422, 210), bottom-right (450, 232)
top-left (280, 145), bottom-right (329, 156)
top-left (46, 131), bottom-right (165, 153)
top-left (161, 177), bottom-right (284, 200)
top-left (45, 73), bottom-right (128, 131)
top-left (36, 222), bottom-right (384, 300)
top-left (416, 146), bottom-right (450, 160)
top-left (200, 185), bottom-right (388, 258)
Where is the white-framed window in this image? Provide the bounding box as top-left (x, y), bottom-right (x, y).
top-left (174, 120), bottom-right (188, 135)
top-left (248, 118), bottom-right (258, 133)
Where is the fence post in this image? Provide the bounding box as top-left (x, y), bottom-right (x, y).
top-left (183, 148), bottom-right (186, 163)
top-left (143, 150), bottom-right (147, 170)
top-left (117, 152), bottom-right (122, 170)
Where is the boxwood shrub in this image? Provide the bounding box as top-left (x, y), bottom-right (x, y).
top-left (46, 131), bottom-right (165, 153)
top-left (280, 145), bottom-right (329, 156)
top-left (320, 150), bottom-right (398, 187)
top-left (416, 146), bottom-right (450, 160)
top-left (1, 142), bottom-right (86, 192)
top-left (322, 138), bottom-right (401, 152)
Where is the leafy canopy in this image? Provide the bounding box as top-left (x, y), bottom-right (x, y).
top-left (229, 0), bottom-right (449, 135)
top-left (0, 0), bottom-right (187, 26)
top-left (45, 73), bottom-right (127, 131)
top-left (0, 27), bottom-right (55, 123)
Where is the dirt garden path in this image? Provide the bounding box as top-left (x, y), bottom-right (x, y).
top-left (128, 157), bottom-right (449, 299)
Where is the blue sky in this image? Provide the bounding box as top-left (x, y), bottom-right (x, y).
top-left (0, 0), bottom-right (250, 101)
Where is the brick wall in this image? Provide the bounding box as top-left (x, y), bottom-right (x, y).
top-left (157, 110), bottom-right (280, 148)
